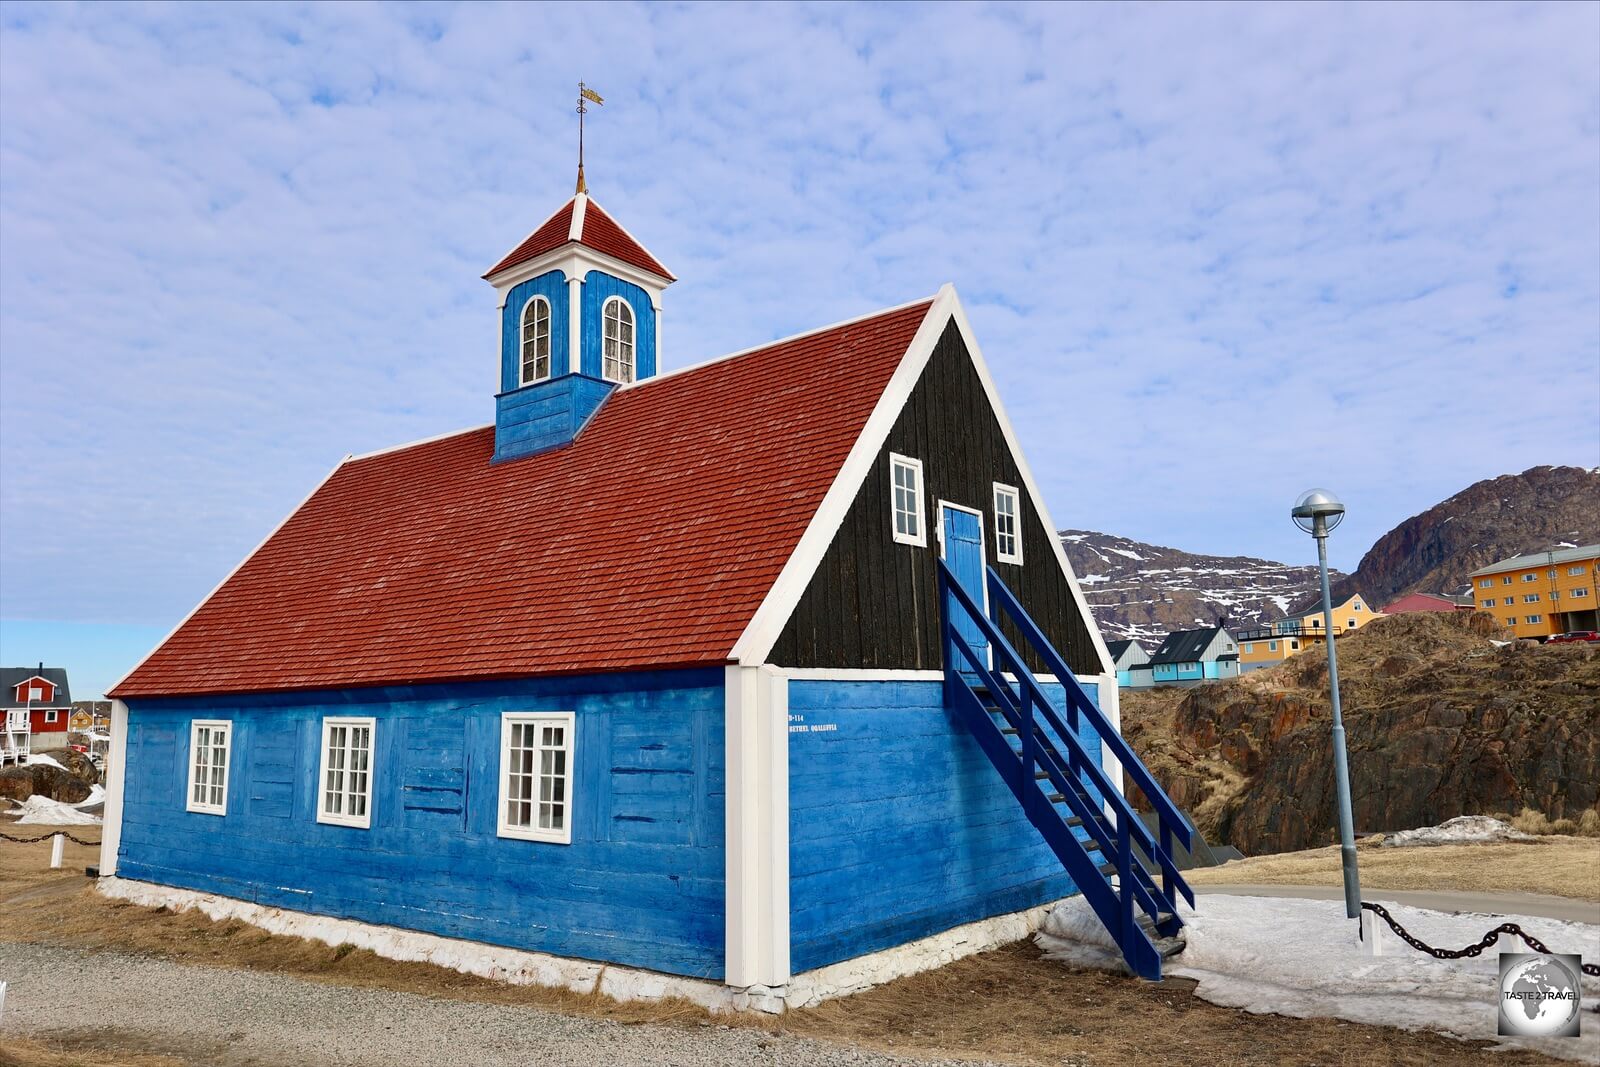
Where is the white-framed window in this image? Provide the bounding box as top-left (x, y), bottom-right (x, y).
top-left (1523, 593), bottom-right (1541, 603)
top-left (1243, 643), bottom-right (1253, 654)
top-left (1479, 579), bottom-right (1492, 589)
top-left (26, 685), bottom-right (42, 701)
top-left (1522, 573), bottom-right (1538, 583)
top-left (1290, 639), bottom-right (1300, 650)
top-left (318, 717), bottom-right (375, 829)
top-left (1525, 615), bottom-right (1541, 624)
top-left (1568, 566), bottom-right (1587, 576)
top-left (519, 296), bottom-right (552, 385)
top-left (498, 712), bottom-right (575, 844)
top-left (1502, 576), bottom-right (1513, 585)
top-left (1353, 602), bottom-right (1363, 612)
top-left (1572, 587), bottom-right (1590, 599)
top-left (44, 709), bottom-right (58, 723)
top-left (602, 297), bottom-right (635, 383)
top-left (1480, 600), bottom-right (1493, 608)
top-left (992, 483), bottom-right (1022, 564)
top-left (1268, 641), bottom-right (1278, 652)
top-left (186, 719), bottom-right (232, 816)
top-left (889, 453), bottom-right (926, 546)
top-left (1550, 590), bottom-right (1560, 600)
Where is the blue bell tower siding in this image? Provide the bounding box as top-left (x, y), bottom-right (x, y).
top-left (493, 268), bottom-right (657, 462)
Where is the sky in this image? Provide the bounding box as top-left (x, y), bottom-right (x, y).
top-left (1, 2), bottom-right (1597, 698)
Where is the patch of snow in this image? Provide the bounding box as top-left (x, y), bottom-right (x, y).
top-left (23, 753), bottom-right (67, 771)
top-left (1079, 574), bottom-right (1110, 584)
top-left (13, 794), bottom-right (102, 825)
top-left (75, 784), bottom-right (106, 808)
top-left (1107, 548), bottom-right (1145, 561)
top-left (1381, 816), bottom-right (1536, 848)
top-left (1037, 895), bottom-right (1598, 1062)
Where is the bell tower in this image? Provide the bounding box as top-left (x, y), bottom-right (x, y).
top-left (483, 192), bottom-right (675, 462)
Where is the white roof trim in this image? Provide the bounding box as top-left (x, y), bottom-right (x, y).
top-left (622, 291), bottom-right (943, 393)
top-left (346, 423), bottom-right (492, 462)
top-left (108, 457), bottom-right (355, 696)
top-left (729, 287), bottom-right (955, 664)
top-left (582, 194), bottom-right (672, 279)
top-left (568, 193), bottom-right (588, 241)
top-left (486, 197), bottom-right (576, 278)
top-left (943, 294), bottom-right (1116, 677)
top-left (730, 285), bottom-right (1116, 678)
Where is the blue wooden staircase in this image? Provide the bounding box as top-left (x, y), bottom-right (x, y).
top-left (937, 560), bottom-right (1198, 980)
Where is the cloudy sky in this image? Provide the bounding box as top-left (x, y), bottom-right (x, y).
top-left (2, 2), bottom-right (1597, 696)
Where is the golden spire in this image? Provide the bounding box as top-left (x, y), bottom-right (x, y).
top-left (577, 82), bottom-right (603, 194)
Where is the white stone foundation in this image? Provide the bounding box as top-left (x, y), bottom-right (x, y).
top-left (96, 876), bottom-right (1060, 1013)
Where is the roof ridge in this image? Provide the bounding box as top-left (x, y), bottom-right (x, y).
top-left (623, 293), bottom-right (941, 392)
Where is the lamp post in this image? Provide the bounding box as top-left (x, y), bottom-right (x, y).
top-left (1292, 488), bottom-right (1361, 920)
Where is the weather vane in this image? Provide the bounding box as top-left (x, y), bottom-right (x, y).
top-left (576, 81), bottom-right (603, 194)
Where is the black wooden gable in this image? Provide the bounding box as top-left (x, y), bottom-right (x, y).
top-left (769, 319), bottom-right (1102, 676)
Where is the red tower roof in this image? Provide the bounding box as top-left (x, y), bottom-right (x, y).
top-left (484, 194), bottom-right (674, 282)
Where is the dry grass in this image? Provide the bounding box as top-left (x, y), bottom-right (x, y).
top-left (781, 940), bottom-right (1562, 1067)
top-left (0, 829), bottom-right (1571, 1067)
top-left (1187, 835), bottom-right (1600, 901)
top-left (0, 1034), bottom-right (187, 1067)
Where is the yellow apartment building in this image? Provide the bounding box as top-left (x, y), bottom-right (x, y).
top-left (1237, 592), bottom-right (1382, 672)
top-left (1468, 544), bottom-right (1600, 639)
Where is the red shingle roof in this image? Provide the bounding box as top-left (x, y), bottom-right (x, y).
top-left (484, 195), bottom-right (675, 281)
top-left (113, 300), bottom-right (934, 698)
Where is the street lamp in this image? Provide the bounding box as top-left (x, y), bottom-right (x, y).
top-left (1293, 488), bottom-right (1361, 920)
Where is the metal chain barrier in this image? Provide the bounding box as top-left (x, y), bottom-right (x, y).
top-left (0, 829), bottom-right (101, 847)
top-left (1361, 901), bottom-right (1600, 977)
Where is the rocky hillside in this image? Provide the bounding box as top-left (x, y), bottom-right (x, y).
top-left (1322, 465), bottom-right (1600, 611)
top-left (1059, 531), bottom-right (1335, 644)
top-left (1119, 611), bottom-right (1600, 856)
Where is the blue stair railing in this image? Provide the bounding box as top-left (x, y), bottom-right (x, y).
top-left (936, 560), bottom-right (1198, 980)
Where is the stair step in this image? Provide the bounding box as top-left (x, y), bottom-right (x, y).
top-left (1098, 861), bottom-right (1118, 877)
top-left (1137, 911), bottom-right (1177, 931)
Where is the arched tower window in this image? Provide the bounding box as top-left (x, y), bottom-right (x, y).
top-left (602, 297), bottom-right (635, 384)
top-left (520, 296), bottom-right (552, 385)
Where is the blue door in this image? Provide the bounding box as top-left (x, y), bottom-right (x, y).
top-left (941, 505), bottom-right (990, 672)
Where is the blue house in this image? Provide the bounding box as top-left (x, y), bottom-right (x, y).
top-left (1144, 626), bottom-right (1239, 687)
top-left (101, 188), bottom-right (1195, 1010)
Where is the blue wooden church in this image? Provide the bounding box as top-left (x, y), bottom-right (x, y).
top-left (102, 184), bottom-right (1195, 1009)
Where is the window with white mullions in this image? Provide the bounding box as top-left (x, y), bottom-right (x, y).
top-left (993, 483), bottom-right (1022, 564)
top-left (186, 719), bottom-right (231, 815)
top-left (889, 453), bottom-right (926, 546)
top-left (602, 297), bottom-right (635, 383)
top-left (498, 712), bottom-right (574, 843)
top-left (318, 717), bottom-right (375, 828)
top-left (519, 296), bottom-right (552, 385)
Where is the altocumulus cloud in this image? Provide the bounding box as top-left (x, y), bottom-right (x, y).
top-left (0, 1), bottom-right (1596, 629)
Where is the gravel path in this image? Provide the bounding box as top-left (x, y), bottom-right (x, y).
top-left (0, 941), bottom-right (998, 1067)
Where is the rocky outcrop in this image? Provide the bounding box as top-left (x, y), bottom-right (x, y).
top-left (0, 750), bottom-right (99, 805)
top-left (1120, 611), bottom-right (1600, 855)
top-left (1323, 465), bottom-right (1600, 610)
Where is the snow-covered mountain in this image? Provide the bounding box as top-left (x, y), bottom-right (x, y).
top-left (1059, 531), bottom-right (1336, 645)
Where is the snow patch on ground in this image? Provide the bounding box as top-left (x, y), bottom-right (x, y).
top-left (13, 794), bottom-right (102, 825)
top-left (1381, 816), bottom-right (1536, 848)
top-left (1037, 895), bottom-right (1599, 1062)
top-left (23, 753), bottom-right (67, 771)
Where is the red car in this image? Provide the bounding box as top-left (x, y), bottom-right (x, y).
top-left (1548, 631), bottom-right (1600, 644)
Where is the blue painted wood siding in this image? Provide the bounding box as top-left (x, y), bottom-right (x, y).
top-left (117, 669), bottom-right (726, 979)
top-left (787, 678), bottom-right (1102, 973)
top-left (493, 373), bottom-right (614, 462)
top-left (500, 271), bottom-right (570, 393)
top-left (580, 271), bottom-right (656, 380)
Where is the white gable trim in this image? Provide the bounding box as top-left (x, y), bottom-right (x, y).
top-left (729, 287), bottom-right (956, 665)
top-left (944, 294), bottom-right (1116, 677)
top-left (581, 195), bottom-right (674, 282)
top-left (730, 285), bottom-right (1115, 678)
top-left (108, 457), bottom-right (355, 695)
top-left (568, 193), bottom-right (588, 241)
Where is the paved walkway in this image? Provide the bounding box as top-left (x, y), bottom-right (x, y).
top-left (0, 941), bottom-right (992, 1067)
top-left (1196, 883), bottom-right (1600, 925)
